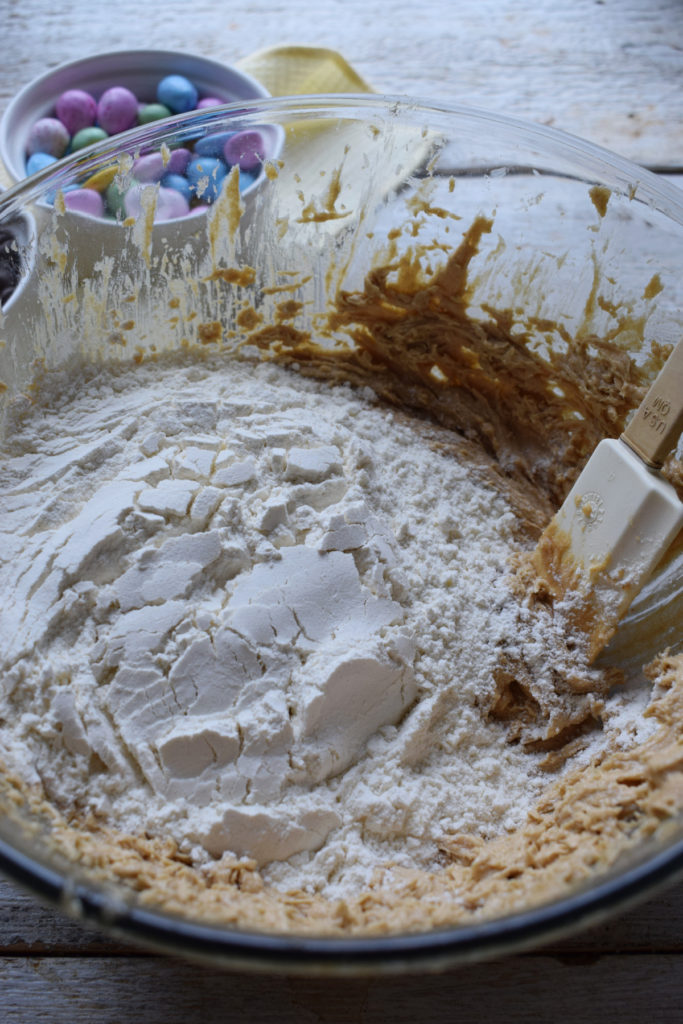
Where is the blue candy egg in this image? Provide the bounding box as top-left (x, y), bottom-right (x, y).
top-left (238, 168), bottom-right (260, 192)
top-left (157, 74), bottom-right (199, 114)
top-left (194, 132), bottom-right (236, 159)
top-left (26, 152), bottom-right (58, 175)
top-left (161, 173), bottom-right (193, 203)
top-left (46, 182), bottom-right (80, 204)
top-left (186, 156), bottom-right (227, 202)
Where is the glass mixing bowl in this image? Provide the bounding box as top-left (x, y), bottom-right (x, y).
top-left (0, 95), bottom-right (682, 972)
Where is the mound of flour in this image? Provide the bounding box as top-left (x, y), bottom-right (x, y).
top-left (0, 355), bottom-right (624, 895)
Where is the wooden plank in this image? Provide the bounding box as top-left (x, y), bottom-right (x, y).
top-left (0, 954), bottom-right (682, 1023)
top-left (0, 879), bottom-right (135, 955)
top-left (0, 0), bottom-right (681, 166)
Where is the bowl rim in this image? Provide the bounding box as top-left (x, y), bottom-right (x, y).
top-left (1, 828), bottom-right (683, 973)
top-left (1, 92), bottom-right (682, 972)
top-left (1, 92), bottom-right (683, 225)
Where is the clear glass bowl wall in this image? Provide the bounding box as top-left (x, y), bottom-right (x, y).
top-left (0, 96), bottom-right (682, 970)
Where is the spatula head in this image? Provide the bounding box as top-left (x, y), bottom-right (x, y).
top-left (533, 438), bottom-right (683, 659)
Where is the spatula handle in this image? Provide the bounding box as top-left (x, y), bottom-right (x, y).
top-left (621, 338), bottom-right (683, 469)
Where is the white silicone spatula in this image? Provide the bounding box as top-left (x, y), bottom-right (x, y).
top-left (533, 338), bottom-right (683, 660)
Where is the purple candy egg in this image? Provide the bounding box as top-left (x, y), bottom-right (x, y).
top-left (55, 89), bottom-right (97, 135)
top-left (156, 186), bottom-right (190, 220)
top-left (125, 184), bottom-right (190, 222)
top-left (223, 130), bottom-right (266, 171)
top-left (26, 117), bottom-right (70, 158)
top-left (197, 97), bottom-right (222, 109)
top-left (166, 147), bottom-right (192, 175)
top-left (133, 153), bottom-right (166, 183)
top-left (63, 188), bottom-right (105, 218)
top-left (97, 86), bottom-right (138, 135)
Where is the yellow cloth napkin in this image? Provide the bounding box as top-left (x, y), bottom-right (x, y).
top-left (237, 45), bottom-right (374, 97)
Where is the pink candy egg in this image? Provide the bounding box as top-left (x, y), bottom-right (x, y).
top-left (223, 130), bottom-right (266, 171)
top-left (63, 188), bottom-right (105, 217)
top-left (97, 87), bottom-right (138, 135)
top-left (197, 97), bottom-right (222, 109)
top-left (55, 89), bottom-right (97, 135)
top-left (124, 184), bottom-right (190, 222)
top-left (132, 152), bottom-right (166, 182)
top-left (26, 117), bottom-right (70, 157)
top-left (133, 147), bottom-right (192, 183)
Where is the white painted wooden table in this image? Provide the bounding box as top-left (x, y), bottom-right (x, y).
top-left (1, 1), bottom-right (682, 1019)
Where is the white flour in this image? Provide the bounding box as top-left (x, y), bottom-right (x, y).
top-left (0, 355), bottom-right (652, 896)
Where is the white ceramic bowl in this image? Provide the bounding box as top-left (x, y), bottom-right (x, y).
top-left (0, 51), bottom-right (283, 280)
top-left (0, 49), bottom-right (272, 187)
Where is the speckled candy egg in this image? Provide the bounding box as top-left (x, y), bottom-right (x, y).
top-left (156, 74), bottom-right (198, 114)
top-left (166, 147), bottom-right (192, 175)
top-left (70, 126), bottom-right (109, 151)
top-left (132, 153), bottom-right (167, 183)
top-left (97, 87), bottom-right (138, 135)
top-left (137, 102), bottom-right (172, 125)
top-left (224, 130), bottom-right (266, 172)
top-left (186, 156), bottom-right (228, 202)
top-left (26, 117), bottom-right (70, 158)
top-left (197, 97), bottom-right (222, 109)
top-left (194, 132), bottom-right (235, 159)
top-left (124, 183), bottom-right (190, 222)
top-left (55, 89), bottom-right (97, 135)
top-left (161, 173), bottom-right (193, 203)
top-left (26, 152), bottom-right (57, 175)
top-left (63, 188), bottom-right (105, 217)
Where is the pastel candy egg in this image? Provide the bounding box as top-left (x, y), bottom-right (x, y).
top-left (238, 167), bottom-right (260, 192)
top-left (71, 126), bottom-right (109, 151)
top-left (157, 74), bottom-right (198, 114)
top-left (124, 183), bottom-right (190, 222)
top-left (46, 182), bottom-right (80, 204)
top-left (81, 165), bottom-right (119, 192)
top-left (97, 86), bottom-right (138, 134)
top-left (186, 156), bottom-right (227, 202)
top-left (26, 117), bottom-right (70, 157)
top-left (137, 102), bottom-right (172, 125)
top-left (161, 173), bottom-right (192, 203)
top-left (26, 152), bottom-right (57, 175)
top-left (132, 152), bottom-right (166, 182)
top-left (63, 188), bottom-right (105, 217)
top-left (197, 97), bottom-right (222, 109)
top-left (56, 89), bottom-right (97, 135)
top-left (166, 147), bottom-right (192, 175)
top-left (194, 132), bottom-right (235, 159)
top-left (105, 180), bottom-right (128, 218)
top-left (155, 188), bottom-right (190, 220)
top-left (224, 130), bottom-right (266, 171)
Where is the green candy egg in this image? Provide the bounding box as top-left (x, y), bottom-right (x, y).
top-left (70, 126), bottom-right (109, 151)
top-left (137, 103), bottom-right (172, 125)
top-left (105, 180), bottom-right (128, 218)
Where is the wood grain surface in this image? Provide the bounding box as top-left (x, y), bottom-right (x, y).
top-left (0, 1), bottom-right (682, 1020)
top-left (2, 0), bottom-right (682, 164)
